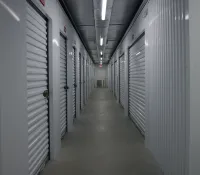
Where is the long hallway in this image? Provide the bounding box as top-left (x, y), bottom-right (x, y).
top-left (42, 89), bottom-right (161, 175)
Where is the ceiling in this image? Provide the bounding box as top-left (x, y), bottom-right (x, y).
top-left (61, 0), bottom-right (143, 64)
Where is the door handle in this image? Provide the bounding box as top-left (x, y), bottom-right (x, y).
top-left (64, 86), bottom-right (70, 90)
top-left (43, 90), bottom-right (49, 98)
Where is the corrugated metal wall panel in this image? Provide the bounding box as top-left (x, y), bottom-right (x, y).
top-left (146, 0), bottom-right (189, 174)
top-left (60, 34), bottom-right (67, 138)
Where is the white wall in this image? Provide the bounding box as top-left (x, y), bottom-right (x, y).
top-left (94, 65), bottom-right (108, 87)
top-left (0, 0), bottom-right (94, 175)
top-left (108, 0), bottom-right (190, 174)
top-left (189, 0), bottom-right (200, 174)
top-left (0, 0), bottom-right (28, 174)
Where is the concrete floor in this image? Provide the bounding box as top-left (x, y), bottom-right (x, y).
top-left (42, 88), bottom-right (162, 175)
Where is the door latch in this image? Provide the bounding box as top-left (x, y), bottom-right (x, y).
top-left (64, 86), bottom-right (70, 90)
top-left (43, 90), bottom-right (49, 98)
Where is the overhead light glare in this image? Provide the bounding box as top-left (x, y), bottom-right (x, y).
top-left (100, 37), bottom-right (103, 46)
top-left (136, 52), bottom-right (141, 56)
top-left (0, 0), bottom-right (20, 21)
top-left (100, 57), bottom-right (103, 61)
top-left (53, 39), bottom-right (59, 47)
top-left (100, 51), bottom-right (103, 55)
top-left (101, 0), bottom-right (107, 20)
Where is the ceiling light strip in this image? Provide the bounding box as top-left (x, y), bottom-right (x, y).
top-left (101, 0), bottom-right (107, 20)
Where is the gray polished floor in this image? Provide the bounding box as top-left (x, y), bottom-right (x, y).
top-left (42, 88), bottom-right (162, 175)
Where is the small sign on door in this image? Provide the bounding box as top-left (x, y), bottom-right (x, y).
top-left (40, 0), bottom-right (45, 6)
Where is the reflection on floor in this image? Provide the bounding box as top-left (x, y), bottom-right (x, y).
top-left (42, 88), bottom-right (162, 175)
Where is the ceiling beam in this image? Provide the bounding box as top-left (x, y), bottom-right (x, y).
top-left (110, 0), bottom-right (147, 61)
top-left (59, 0), bottom-right (95, 63)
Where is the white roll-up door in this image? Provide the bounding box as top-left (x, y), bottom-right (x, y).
top-left (114, 61), bottom-right (118, 98)
top-left (85, 60), bottom-right (87, 100)
top-left (60, 34), bottom-right (67, 138)
top-left (87, 60), bottom-right (89, 100)
top-left (86, 59), bottom-right (88, 100)
top-left (83, 57), bottom-right (86, 104)
top-left (26, 2), bottom-right (49, 175)
top-left (81, 57), bottom-right (83, 109)
top-left (84, 58), bottom-right (87, 103)
top-left (79, 53), bottom-right (81, 110)
top-left (128, 33), bottom-right (145, 135)
top-left (111, 64), bottom-right (113, 92)
top-left (119, 54), bottom-right (125, 108)
top-left (109, 65), bottom-right (112, 90)
top-left (72, 48), bottom-right (76, 119)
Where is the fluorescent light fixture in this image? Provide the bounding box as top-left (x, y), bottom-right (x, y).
top-left (0, 0), bottom-right (20, 22)
top-left (100, 37), bottom-right (103, 46)
top-left (53, 39), bottom-right (59, 47)
top-left (101, 0), bottom-right (107, 20)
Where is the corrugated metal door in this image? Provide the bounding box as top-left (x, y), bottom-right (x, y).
top-left (83, 57), bottom-right (86, 104)
top-left (26, 2), bottom-right (49, 175)
top-left (60, 33), bottom-right (67, 138)
top-left (85, 59), bottom-right (87, 102)
top-left (119, 54), bottom-right (125, 108)
top-left (111, 64), bottom-right (113, 91)
top-left (81, 57), bottom-right (83, 109)
top-left (87, 60), bottom-right (89, 100)
top-left (79, 53), bottom-right (81, 110)
top-left (114, 61), bottom-right (117, 98)
top-left (72, 47), bottom-right (77, 119)
top-left (128, 33), bottom-right (145, 135)
top-left (109, 65), bottom-right (112, 90)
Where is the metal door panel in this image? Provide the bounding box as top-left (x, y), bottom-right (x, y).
top-left (81, 57), bottom-right (84, 108)
top-left (128, 33), bottom-right (145, 135)
top-left (26, 2), bottom-right (49, 175)
top-left (111, 64), bottom-right (113, 92)
top-left (114, 61), bottom-right (118, 98)
top-left (119, 54), bottom-right (125, 108)
top-left (60, 34), bottom-right (67, 138)
top-left (72, 48), bottom-right (76, 119)
top-left (79, 53), bottom-right (81, 110)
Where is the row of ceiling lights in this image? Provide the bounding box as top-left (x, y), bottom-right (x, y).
top-left (99, 0), bottom-right (107, 65)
